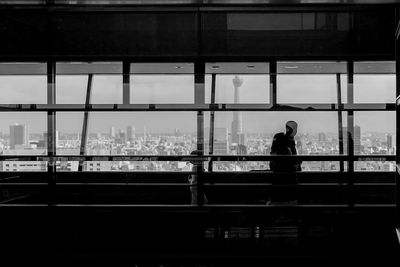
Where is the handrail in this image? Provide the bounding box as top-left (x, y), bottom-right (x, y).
top-left (0, 194), bottom-right (31, 204)
top-left (0, 176), bottom-right (20, 181)
top-left (0, 203), bottom-right (394, 209)
top-left (0, 182), bottom-right (394, 187)
top-left (0, 183), bottom-right (48, 186)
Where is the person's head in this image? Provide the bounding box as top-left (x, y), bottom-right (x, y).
top-left (285, 120), bottom-right (298, 137)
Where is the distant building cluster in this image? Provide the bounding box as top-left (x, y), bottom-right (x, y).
top-left (0, 77), bottom-right (395, 172)
top-left (0, 121), bottom-right (395, 172)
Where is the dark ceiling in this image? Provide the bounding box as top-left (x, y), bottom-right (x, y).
top-left (1, 0), bottom-right (399, 5)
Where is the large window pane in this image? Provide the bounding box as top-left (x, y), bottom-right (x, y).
top-left (56, 75), bottom-right (87, 104)
top-left (0, 63), bottom-right (47, 104)
top-left (81, 160), bottom-right (194, 172)
top-left (86, 112), bottom-right (196, 155)
top-left (57, 112), bottom-right (197, 171)
top-left (56, 62), bottom-right (122, 104)
top-left (354, 62), bottom-right (395, 104)
top-left (0, 112), bottom-right (47, 156)
top-left (355, 161), bottom-right (395, 172)
top-left (277, 62), bottom-right (347, 104)
top-left (205, 111), bottom-right (343, 171)
top-left (130, 63), bottom-right (194, 104)
top-left (205, 62), bottom-right (270, 104)
top-left (56, 112), bottom-right (83, 156)
top-left (353, 111), bottom-right (395, 155)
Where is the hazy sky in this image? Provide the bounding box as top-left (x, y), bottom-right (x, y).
top-left (0, 74), bottom-right (395, 134)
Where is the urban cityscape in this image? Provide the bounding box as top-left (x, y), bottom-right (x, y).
top-left (0, 121), bottom-right (395, 172)
top-left (0, 75), bottom-right (395, 172)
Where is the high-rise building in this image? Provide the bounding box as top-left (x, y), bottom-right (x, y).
top-left (127, 125), bottom-right (135, 141)
top-left (231, 75), bottom-right (243, 145)
top-left (386, 134), bottom-right (392, 150)
top-left (318, 132), bottom-right (327, 142)
top-left (119, 129), bottom-right (127, 144)
top-left (9, 123), bottom-right (29, 149)
top-left (204, 127), bottom-right (229, 155)
top-left (354, 125), bottom-right (361, 154)
top-left (214, 127), bottom-right (229, 155)
top-left (109, 126), bottom-right (116, 138)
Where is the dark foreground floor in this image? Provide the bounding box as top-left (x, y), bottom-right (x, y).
top-left (1, 205), bottom-right (399, 266)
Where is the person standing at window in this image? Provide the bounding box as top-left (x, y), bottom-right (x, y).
top-left (268, 120), bottom-right (301, 205)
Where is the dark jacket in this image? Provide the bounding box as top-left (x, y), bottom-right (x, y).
top-left (269, 132), bottom-right (302, 172)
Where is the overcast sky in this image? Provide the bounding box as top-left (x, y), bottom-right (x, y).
top-left (0, 74), bottom-right (395, 135)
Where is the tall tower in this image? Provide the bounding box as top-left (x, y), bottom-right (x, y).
top-left (109, 126), bottom-right (116, 138)
top-left (353, 125), bottom-right (361, 154)
top-left (127, 125), bottom-right (135, 142)
top-left (231, 75), bottom-right (243, 145)
top-left (386, 133), bottom-right (392, 150)
top-left (10, 123), bottom-right (29, 149)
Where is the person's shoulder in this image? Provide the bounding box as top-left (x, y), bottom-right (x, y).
top-left (273, 132), bottom-right (285, 139)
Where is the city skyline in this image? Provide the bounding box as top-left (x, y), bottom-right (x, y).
top-left (0, 71), bottom-right (395, 134)
top-left (0, 111), bottom-right (395, 135)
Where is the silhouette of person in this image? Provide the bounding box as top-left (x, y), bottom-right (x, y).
top-left (188, 150), bottom-right (208, 205)
top-left (267, 120), bottom-right (301, 205)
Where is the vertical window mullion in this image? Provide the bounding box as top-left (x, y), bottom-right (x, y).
top-left (337, 73), bottom-right (344, 172)
top-left (396, 33), bottom-right (400, 218)
top-left (78, 74), bottom-right (93, 171)
top-left (347, 60), bottom-right (355, 206)
top-left (195, 60), bottom-right (205, 206)
top-left (208, 73), bottom-right (216, 172)
top-left (270, 60), bottom-right (277, 106)
top-left (47, 61), bottom-right (56, 205)
top-left (123, 61), bottom-right (130, 105)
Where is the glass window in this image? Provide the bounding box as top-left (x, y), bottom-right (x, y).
top-left (56, 62), bottom-right (122, 104)
top-left (204, 111), bottom-right (343, 171)
top-left (56, 160), bottom-right (79, 172)
top-left (0, 63), bottom-right (47, 104)
top-left (56, 111), bottom-right (197, 171)
top-left (277, 62), bottom-right (347, 104)
top-left (55, 111), bottom-right (197, 171)
top-left (355, 160), bottom-right (395, 172)
top-left (56, 75), bottom-right (87, 104)
top-left (85, 112), bottom-right (196, 157)
top-left (205, 63), bottom-right (270, 104)
top-left (130, 63), bottom-right (194, 104)
top-left (353, 111), bottom-right (395, 156)
top-left (1, 161), bottom-right (47, 172)
top-left (56, 112), bottom-right (84, 155)
top-left (0, 112), bottom-right (47, 156)
top-left (354, 62), bottom-right (395, 103)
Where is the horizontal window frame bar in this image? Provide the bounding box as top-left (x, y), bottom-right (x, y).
top-left (1, 182), bottom-right (394, 187)
top-left (0, 3), bottom-right (393, 13)
top-left (0, 155), bottom-right (395, 161)
top-left (0, 103), bottom-right (395, 111)
top-left (0, 204), bottom-right (395, 210)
